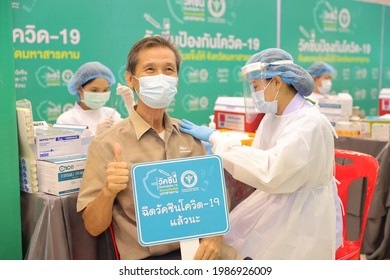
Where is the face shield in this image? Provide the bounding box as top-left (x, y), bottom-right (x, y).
top-left (239, 62), bottom-right (267, 131)
top-left (241, 62), bottom-right (269, 123)
top-left (241, 60), bottom-right (293, 116)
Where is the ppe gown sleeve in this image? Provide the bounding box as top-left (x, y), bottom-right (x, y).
top-left (215, 125), bottom-right (328, 194)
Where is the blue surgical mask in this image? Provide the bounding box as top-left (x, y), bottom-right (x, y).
top-left (82, 90), bottom-right (110, 110)
top-left (133, 74), bottom-right (178, 109)
top-left (251, 79), bottom-right (279, 114)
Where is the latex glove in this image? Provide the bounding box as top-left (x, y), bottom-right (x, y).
top-left (116, 83), bottom-right (134, 116)
top-left (106, 143), bottom-right (129, 195)
top-left (179, 119), bottom-right (216, 142)
top-left (95, 116), bottom-right (114, 135)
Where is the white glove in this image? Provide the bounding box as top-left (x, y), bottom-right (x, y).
top-left (95, 116), bottom-right (114, 135)
top-left (117, 83), bottom-right (134, 116)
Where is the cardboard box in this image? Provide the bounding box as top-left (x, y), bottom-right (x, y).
top-left (318, 93), bottom-right (353, 126)
top-left (362, 117), bottom-right (390, 138)
top-left (371, 123), bottom-right (390, 141)
top-left (37, 155), bottom-right (86, 196)
top-left (214, 96), bottom-right (264, 132)
top-left (35, 127), bottom-right (82, 160)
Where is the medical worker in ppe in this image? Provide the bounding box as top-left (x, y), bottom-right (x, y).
top-left (179, 48), bottom-right (342, 259)
top-left (307, 62), bottom-right (335, 104)
top-left (56, 61), bottom-right (134, 136)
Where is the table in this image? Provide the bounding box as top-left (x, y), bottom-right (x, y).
top-left (20, 191), bottom-right (116, 260)
top-left (335, 136), bottom-right (390, 260)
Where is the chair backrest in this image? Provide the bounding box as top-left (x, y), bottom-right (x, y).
top-left (109, 224), bottom-right (120, 260)
top-left (334, 149), bottom-right (379, 259)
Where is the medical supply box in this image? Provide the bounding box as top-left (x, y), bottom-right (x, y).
top-left (214, 96), bottom-right (264, 132)
top-left (35, 127), bottom-right (82, 160)
top-left (317, 93), bottom-right (353, 126)
top-left (362, 117), bottom-right (390, 140)
top-left (37, 154), bottom-right (86, 196)
top-left (379, 88), bottom-right (390, 116)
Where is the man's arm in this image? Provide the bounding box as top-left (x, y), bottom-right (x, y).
top-left (82, 143), bottom-right (129, 236)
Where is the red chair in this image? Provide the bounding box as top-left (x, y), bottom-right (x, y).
top-left (334, 149), bottom-right (379, 260)
top-left (109, 224), bottom-right (120, 260)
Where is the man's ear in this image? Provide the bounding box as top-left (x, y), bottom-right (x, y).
top-left (125, 71), bottom-right (135, 88)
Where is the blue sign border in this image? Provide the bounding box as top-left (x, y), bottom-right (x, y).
top-left (131, 155), bottom-right (230, 246)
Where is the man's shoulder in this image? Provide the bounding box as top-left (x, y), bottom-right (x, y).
top-left (169, 116), bottom-right (181, 125)
top-left (92, 118), bottom-right (133, 144)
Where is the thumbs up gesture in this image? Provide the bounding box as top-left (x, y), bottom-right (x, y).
top-left (106, 142), bottom-right (129, 194)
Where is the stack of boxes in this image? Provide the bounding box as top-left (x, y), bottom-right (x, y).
top-left (317, 92), bottom-right (353, 127)
top-left (16, 99), bottom-right (87, 196)
top-left (321, 89), bottom-right (390, 141)
top-left (34, 127), bottom-right (86, 196)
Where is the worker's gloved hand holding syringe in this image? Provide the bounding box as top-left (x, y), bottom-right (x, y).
top-left (116, 82), bottom-right (135, 116)
top-left (95, 83), bottom-right (134, 136)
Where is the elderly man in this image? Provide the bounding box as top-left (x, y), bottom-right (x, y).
top-left (77, 36), bottom-right (225, 260)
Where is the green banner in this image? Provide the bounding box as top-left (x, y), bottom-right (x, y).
top-left (382, 6), bottom-right (390, 89)
top-left (281, 0), bottom-right (384, 116)
top-left (13, 0), bottom-right (388, 121)
top-left (13, 0), bottom-right (277, 125)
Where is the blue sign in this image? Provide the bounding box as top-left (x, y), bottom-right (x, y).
top-left (131, 155), bottom-right (230, 246)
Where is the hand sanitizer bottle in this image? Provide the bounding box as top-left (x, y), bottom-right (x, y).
top-left (209, 115), bottom-right (216, 129)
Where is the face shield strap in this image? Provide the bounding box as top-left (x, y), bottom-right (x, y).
top-left (241, 60), bottom-right (294, 79)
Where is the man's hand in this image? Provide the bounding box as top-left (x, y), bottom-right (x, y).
top-left (106, 143), bottom-right (129, 194)
top-left (194, 236), bottom-right (222, 260)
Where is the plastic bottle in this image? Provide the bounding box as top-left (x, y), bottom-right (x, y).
top-left (209, 115), bottom-right (216, 129)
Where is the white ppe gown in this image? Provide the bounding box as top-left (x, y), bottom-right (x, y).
top-left (56, 102), bottom-right (122, 136)
top-left (211, 105), bottom-right (337, 259)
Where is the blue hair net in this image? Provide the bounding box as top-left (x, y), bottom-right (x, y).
top-left (307, 62), bottom-right (335, 78)
top-left (246, 48), bottom-right (314, 97)
top-left (67, 61), bottom-right (116, 96)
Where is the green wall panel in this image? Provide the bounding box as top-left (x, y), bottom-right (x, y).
top-left (1, 0), bottom-right (23, 260)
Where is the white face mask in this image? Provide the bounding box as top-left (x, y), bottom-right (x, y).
top-left (134, 74), bottom-right (178, 109)
top-left (82, 91), bottom-right (110, 110)
top-left (318, 79), bottom-right (332, 94)
top-left (251, 79), bottom-right (278, 114)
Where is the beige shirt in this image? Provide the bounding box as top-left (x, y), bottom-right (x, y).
top-left (77, 108), bottom-right (205, 259)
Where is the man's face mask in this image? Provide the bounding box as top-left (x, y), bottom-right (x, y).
top-left (82, 90), bottom-right (110, 110)
top-left (133, 74), bottom-right (178, 109)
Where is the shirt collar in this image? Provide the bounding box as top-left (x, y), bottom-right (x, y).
top-left (283, 93), bottom-right (309, 115)
top-left (129, 107), bottom-right (180, 140)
